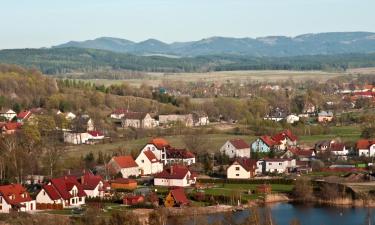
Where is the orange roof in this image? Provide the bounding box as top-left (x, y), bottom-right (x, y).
top-left (112, 156), bottom-right (138, 168)
top-left (356, 139), bottom-right (375, 150)
top-left (0, 184), bottom-right (32, 205)
top-left (149, 138), bottom-right (169, 149)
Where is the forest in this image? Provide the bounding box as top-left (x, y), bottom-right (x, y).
top-left (1, 48), bottom-right (375, 74)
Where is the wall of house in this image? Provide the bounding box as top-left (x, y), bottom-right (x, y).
top-left (36, 189), bottom-right (55, 204)
top-left (20, 200), bottom-right (36, 212)
top-left (69, 186), bottom-right (85, 207)
top-left (123, 119), bottom-right (141, 128)
top-left (227, 163), bottom-right (250, 179)
top-left (143, 114), bottom-right (157, 128)
top-left (154, 174), bottom-right (194, 187)
top-left (0, 196), bottom-right (11, 213)
top-left (136, 153), bottom-right (163, 175)
top-left (120, 167), bottom-right (140, 178)
top-left (251, 139), bottom-right (271, 152)
top-left (84, 181), bottom-right (103, 198)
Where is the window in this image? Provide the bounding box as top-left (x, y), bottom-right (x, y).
top-left (0, 196), bottom-right (2, 203)
top-left (79, 197), bottom-right (82, 202)
top-left (268, 163), bottom-right (272, 165)
top-left (141, 160), bottom-right (144, 163)
top-left (235, 167), bottom-right (240, 171)
top-left (236, 174), bottom-right (239, 176)
top-left (279, 163), bottom-right (282, 166)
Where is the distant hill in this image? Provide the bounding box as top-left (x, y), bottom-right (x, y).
top-left (53, 32), bottom-right (375, 57)
top-left (1, 47), bottom-right (375, 74)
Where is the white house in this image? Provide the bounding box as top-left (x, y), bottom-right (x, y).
top-left (121, 112), bottom-right (157, 129)
top-left (164, 147), bottom-right (196, 165)
top-left (80, 172), bottom-right (110, 198)
top-left (285, 114), bottom-right (300, 124)
top-left (227, 158), bottom-right (257, 179)
top-left (0, 184), bottom-right (36, 213)
top-left (36, 176), bottom-right (86, 208)
top-left (192, 111), bottom-right (210, 126)
top-left (257, 158), bottom-right (296, 174)
top-left (108, 156), bottom-right (140, 178)
top-left (356, 139), bottom-right (375, 157)
top-left (136, 150), bottom-right (163, 175)
top-left (139, 138), bottom-right (168, 161)
top-left (0, 109), bottom-right (17, 121)
top-left (159, 114), bottom-right (194, 127)
top-left (220, 139), bottom-right (251, 158)
top-left (154, 165), bottom-right (196, 187)
top-left (329, 142), bottom-right (349, 160)
top-left (110, 109), bottom-right (129, 120)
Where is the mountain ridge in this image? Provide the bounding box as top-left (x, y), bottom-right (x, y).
top-left (53, 32), bottom-right (375, 57)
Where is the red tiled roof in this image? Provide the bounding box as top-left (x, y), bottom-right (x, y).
top-left (329, 143), bottom-right (346, 152)
top-left (272, 130), bottom-right (297, 143)
top-left (170, 188), bottom-right (189, 205)
top-left (112, 108), bottom-right (129, 115)
top-left (288, 148), bottom-right (314, 157)
top-left (42, 184), bottom-right (61, 201)
top-left (154, 165), bottom-right (191, 179)
top-left (111, 178), bottom-right (137, 185)
top-left (260, 135), bottom-right (276, 147)
top-left (234, 158), bottom-right (257, 172)
top-left (0, 184), bottom-right (32, 205)
top-left (112, 156), bottom-right (138, 168)
top-left (88, 130), bottom-right (103, 137)
top-left (166, 147), bottom-right (195, 159)
top-left (149, 138), bottom-right (169, 149)
top-left (81, 172), bottom-right (103, 190)
top-left (4, 122), bottom-right (22, 130)
top-left (143, 150), bottom-right (158, 163)
top-left (17, 110), bottom-right (31, 120)
top-left (229, 139), bottom-right (250, 149)
top-left (356, 139), bottom-right (375, 150)
top-left (47, 176), bottom-right (86, 200)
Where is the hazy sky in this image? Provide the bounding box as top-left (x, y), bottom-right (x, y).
top-left (1, 0), bottom-right (374, 49)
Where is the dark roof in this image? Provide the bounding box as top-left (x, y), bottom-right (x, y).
top-left (229, 139), bottom-right (250, 149)
top-left (123, 112), bottom-right (148, 120)
top-left (81, 172), bottom-right (103, 190)
top-left (154, 165), bottom-right (192, 179)
top-left (166, 147), bottom-right (195, 159)
top-left (329, 143), bottom-right (346, 152)
top-left (234, 158), bottom-right (257, 172)
top-left (143, 150), bottom-right (159, 163)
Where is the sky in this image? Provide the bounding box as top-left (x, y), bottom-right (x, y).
top-left (0, 0), bottom-right (374, 49)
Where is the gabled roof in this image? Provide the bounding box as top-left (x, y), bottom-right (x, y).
top-left (154, 165), bottom-right (191, 180)
top-left (112, 108), bottom-right (129, 115)
top-left (272, 130), bottom-right (297, 143)
top-left (42, 185), bottom-right (61, 200)
top-left (111, 156), bottom-right (138, 169)
top-left (149, 138), bottom-right (169, 149)
top-left (329, 143), bottom-right (346, 152)
top-left (88, 130), bottom-right (103, 137)
top-left (47, 176), bottom-right (86, 200)
top-left (81, 172), bottom-right (103, 190)
top-left (356, 139), bottom-right (375, 150)
top-left (0, 109), bottom-right (16, 114)
top-left (259, 135), bottom-right (277, 147)
top-left (123, 112), bottom-right (148, 120)
top-left (143, 150), bottom-right (159, 163)
top-left (229, 139), bottom-right (250, 149)
top-left (288, 148), bottom-right (315, 157)
top-left (17, 110), bottom-right (32, 120)
top-left (170, 188), bottom-right (189, 205)
top-left (166, 147), bottom-right (195, 159)
top-left (233, 158), bottom-right (257, 172)
top-left (0, 184), bottom-right (32, 205)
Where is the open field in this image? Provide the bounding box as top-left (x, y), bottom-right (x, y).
top-left (78, 70), bottom-right (348, 87)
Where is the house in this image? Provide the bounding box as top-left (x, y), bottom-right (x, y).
top-left (329, 142), bottom-right (349, 160)
top-left (263, 107), bottom-right (288, 122)
top-left (110, 178), bottom-right (137, 190)
top-left (192, 111), bottom-right (210, 126)
top-left (303, 103), bottom-right (316, 114)
top-left (165, 147), bottom-right (196, 165)
top-left (0, 184), bottom-right (36, 213)
top-left (36, 176), bottom-right (86, 208)
top-left (16, 110), bottom-right (32, 123)
top-left (63, 132), bottom-right (92, 144)
top-left (356, 139), bottom-right (375, 157)
top-left (281, 148), bottom-right (315, 161)
top-left (72, 115), bottom-right (94, 132)
top-left (285, 114), bottom-right (300, 124)
top-left (159, 114), bottom-right (194, 127)
top-left (251, 130), bottom-right (298, 152)
top-left (164, 188), bottom-right (190, 207)
top-left (251, 136), bottom-right (276, 153)
top-left (108, 156), bottom-right (140, 178)
top-left (0, 109), bottom-right (17, 121)
top-left (110, 108), bottom-right (129, 120)
top-left (257, 158), bottom-right (296, 174)
top-left (139, 138), bottom-right (169, 161)
top-left (227, 158), bottom-right (257, 179)
top-left (121, 112), bottom-right (157, 129)
top-left (315, 140), bottom-right (331, 152)
top-left (123, 195), bottom-right (144, 206)
top-left (0, 122), bottom-right (22, 134)
top-left (220, 139), bottom-right (251, 158)
top-left (318, 111), bottom-right (334, 123)
top-left (154, 165), bottom-right (196, 187)
top-left (57, 111), bottom-right (76, 120)
top-left (135, 150), bottom-right (163, 175)
top-left (80, 172), bottom-right (110, 198)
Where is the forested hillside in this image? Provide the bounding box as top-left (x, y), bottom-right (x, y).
top-left (1, 48), bottom-right (375, 74)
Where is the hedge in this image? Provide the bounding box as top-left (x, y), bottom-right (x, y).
top-left (197, 178), bottom-right (294, 185)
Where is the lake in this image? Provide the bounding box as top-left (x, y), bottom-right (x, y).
top-left (168, 203), bottom-right (375, 225)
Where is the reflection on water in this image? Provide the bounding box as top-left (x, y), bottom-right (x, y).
top-left (168, 203), bottom-right (375, 225)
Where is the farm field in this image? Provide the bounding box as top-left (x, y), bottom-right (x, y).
top-left (77, 70), bottom-right (348, 87)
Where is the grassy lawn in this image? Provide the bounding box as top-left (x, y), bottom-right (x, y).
top-left (299, 125), bottom-right (361, 145)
